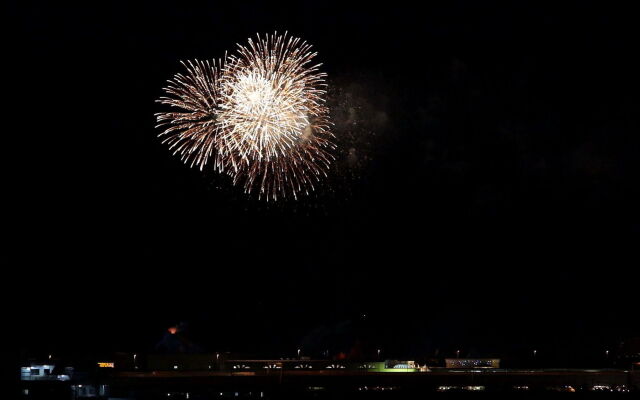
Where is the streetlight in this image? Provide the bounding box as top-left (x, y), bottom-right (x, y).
top-left (377, 349), bottom-right (381, 360)
top-left (456, 350), bottom-right (460, 358)
top-left (133, 354), bottom-right (138, 370)
top-left (297, 349), bottom-right (301, 359)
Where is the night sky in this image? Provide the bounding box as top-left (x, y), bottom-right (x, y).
top-left (10, 1), bottom-right (639, 367)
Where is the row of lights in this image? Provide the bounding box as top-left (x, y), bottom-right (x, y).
top-left (451, 349), bottom-right (612, 358)
top-left (54, 346), bottom-right (617, 369)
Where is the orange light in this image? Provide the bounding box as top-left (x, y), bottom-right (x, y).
top-left (168, 326), bottom-right (178, 334)
top-left (97, 362), bottom-right (114, 368)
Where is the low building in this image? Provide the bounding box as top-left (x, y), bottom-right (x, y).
top-left (444, 358), bottom-right (500, 368)
top-left (20, 364), bottom-right (71, 381)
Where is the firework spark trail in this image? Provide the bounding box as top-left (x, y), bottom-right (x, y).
top-left (156, 32), bottom-right (335, 200)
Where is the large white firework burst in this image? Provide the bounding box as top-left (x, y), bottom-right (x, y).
top-left (156, 32), bottom-right (335, 200)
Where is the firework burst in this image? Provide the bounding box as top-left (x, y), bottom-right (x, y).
top-left (156, 33), bottom-right (335, 200)
top-left (156, 59), bottom-right (223, 171)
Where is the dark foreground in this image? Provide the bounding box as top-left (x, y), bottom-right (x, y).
top-left (18, 384), bottom-right (638, 400)
top-left (21, 369), bottom-right (638, 399)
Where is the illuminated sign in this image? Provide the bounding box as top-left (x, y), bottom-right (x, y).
top-left (97, 362), bottom-right (115, 368)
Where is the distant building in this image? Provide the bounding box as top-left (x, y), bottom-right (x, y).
top-left (619, 337), bottom-right (640, 368)
top-left (444, 358), bottom-right (500, 368)
top-left (20, 364), bottom-right (71, 381)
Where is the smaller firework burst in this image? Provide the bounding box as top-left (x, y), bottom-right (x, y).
top-left (156, 59), bottom-right (223, 171)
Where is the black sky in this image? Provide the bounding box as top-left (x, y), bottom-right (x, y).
top-left (9, 1), bottom-right (639, 366)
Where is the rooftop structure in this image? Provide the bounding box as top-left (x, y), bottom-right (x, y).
top-left (444, 358), bottom-right (500, 369)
